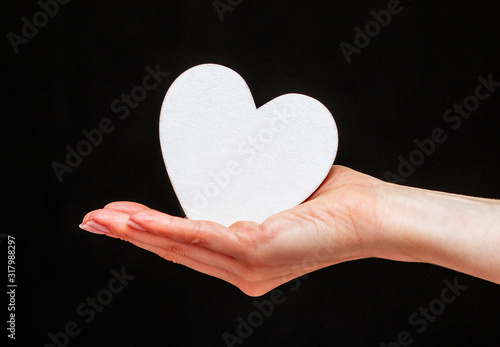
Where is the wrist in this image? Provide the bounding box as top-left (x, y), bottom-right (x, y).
top-left (370, 181), bottom-right (500, 283)
top-left (344, 180), bottom-right (421, 263)
top-left (369, 183), bottom-right (431, 263)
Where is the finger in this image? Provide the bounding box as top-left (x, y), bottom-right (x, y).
top-left (103, 201), bottom-right (152, 215)
top-left (79, 222), bottom-right (122, 238)
top-left (79, 210), bottom-right (125, 239)
top-left (81, 209), bottom-right (305, 296)
top-left (79, 221), bottom-right (108, 235)
top-left (81, 209), bottom-right (235, 277)
top-left (83, 209), bottom-right (255, 277)
top-left (81, 201), bottom-right (150, 227)
top-left (128, 211), bottom-right (256, 257)
top-left (81, 210), bottom-right (92, 225)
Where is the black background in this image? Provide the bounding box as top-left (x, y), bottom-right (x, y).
top-left (4, 0), bottom-right (500, 346)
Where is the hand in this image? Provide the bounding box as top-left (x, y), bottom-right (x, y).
top-left (80, 166), bottom-right (386, 296)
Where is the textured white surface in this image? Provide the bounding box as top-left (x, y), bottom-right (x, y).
top-left (159, 64), bottom-right (338, 226)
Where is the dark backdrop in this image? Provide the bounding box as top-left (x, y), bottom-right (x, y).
top-left (4, 1), bottom-right (500, 346)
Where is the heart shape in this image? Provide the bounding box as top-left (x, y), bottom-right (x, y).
top-left (159, 64), bottom-right (338, 226)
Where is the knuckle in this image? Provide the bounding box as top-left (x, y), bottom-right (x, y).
top-left (160, 245), bottom-right (185, 264)
top-left (161, 252), bottom-right (182, 264)
top-left (186, 237), bottom-right (202, 246)
top-left (166, 244), bottom-right (183, 255)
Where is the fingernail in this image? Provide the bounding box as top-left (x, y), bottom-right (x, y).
top-left (126, 220), bottom-right (147, 232)
top-left (79, 223), bottom-right (105, 235)
top-left (80, 221), bottom-right (110, 234)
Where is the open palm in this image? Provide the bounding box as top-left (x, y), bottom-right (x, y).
top-left (81, 166), bottom-right (384, 296)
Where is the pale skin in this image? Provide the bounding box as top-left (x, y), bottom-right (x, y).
top-left (80, 165), bottom-right (500, 296)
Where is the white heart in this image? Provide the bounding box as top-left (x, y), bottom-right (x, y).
top-left (159, 64), bottom-right (338, 227)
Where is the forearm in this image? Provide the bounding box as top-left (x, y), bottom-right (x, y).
top-left (374, 183), bottom-right (500, 284)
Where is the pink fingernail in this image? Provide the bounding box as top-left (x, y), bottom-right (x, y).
top-left (126, 220), bottom-right (147, 232)
top-left (80, 221), bottom-right (110, 234)
top-left (79, 223), bottom-right (105, 235)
